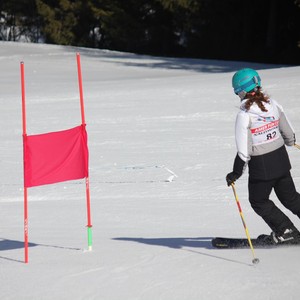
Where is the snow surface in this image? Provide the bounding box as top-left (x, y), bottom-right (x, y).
top-left (1, 41), bottom-right (300, 300)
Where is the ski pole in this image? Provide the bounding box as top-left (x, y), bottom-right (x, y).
top-left (231, 183), bottom-right (260, 264)
top-left (295, 144), bottom-right (300, 150)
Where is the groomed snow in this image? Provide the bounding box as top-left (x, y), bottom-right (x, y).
top-left (1, 41), bottom-right (300, 300)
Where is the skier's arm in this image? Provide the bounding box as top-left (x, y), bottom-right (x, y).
top-left (276, 102), bottom-right (296, 146)
top-left (235, 111), bottom-right (252, 163)
top-left (226, 112), bottom-right (251, 186)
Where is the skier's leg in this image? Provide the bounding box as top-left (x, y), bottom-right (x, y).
top-left (248, 178), bottom-right (295, 234)
top-left (274, 172), bottom-right (300, 218)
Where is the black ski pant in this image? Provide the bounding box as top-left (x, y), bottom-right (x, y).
top-left (248, 172), bottom-right (300, 235)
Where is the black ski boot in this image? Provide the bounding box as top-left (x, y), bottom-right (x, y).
top-left (271, 227), bottom-right (300, 245)
top-left (256, 234), bottom-right (275, 246)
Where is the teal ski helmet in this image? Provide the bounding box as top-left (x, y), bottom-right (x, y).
top-left (232, 68), bottom-right (261, 98)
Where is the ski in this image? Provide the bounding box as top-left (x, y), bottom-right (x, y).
top-left (212, 234), bottom-right (275, 249)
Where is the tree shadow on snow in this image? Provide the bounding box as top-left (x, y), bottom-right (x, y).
top-left (63, 46), bottom-right (283, 74)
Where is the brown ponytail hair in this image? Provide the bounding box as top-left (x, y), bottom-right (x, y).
top-left (244, 87), bottom-right (270, 112)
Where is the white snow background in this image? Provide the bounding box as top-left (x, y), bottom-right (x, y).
top-left (1, 41), bottom-right (300, 300)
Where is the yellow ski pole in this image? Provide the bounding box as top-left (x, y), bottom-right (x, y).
top-left (231, 183), bottom-right (260, 264)
top-left (295, 144), bottom-right (300, 150)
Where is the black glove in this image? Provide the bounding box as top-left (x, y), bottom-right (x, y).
top-left (226, 154), bottom-right (245, 186)
top-left (226, 171), bottom-right (240, 186)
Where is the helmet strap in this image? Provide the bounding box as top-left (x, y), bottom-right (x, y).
top-left (238, 91), bottom-right (246, 100)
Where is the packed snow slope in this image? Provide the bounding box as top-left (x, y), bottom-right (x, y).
top-left (1, 41), bottom-right (300, 300)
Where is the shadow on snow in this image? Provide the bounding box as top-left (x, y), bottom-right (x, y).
top-left (113, 236), bottom-right (214, 249)
top-left (113, 236), bottom-right (255, 266)
top-left (64, 45), bottom-right (284, 74)
top-left (0, 238), bottom-right (81, 263)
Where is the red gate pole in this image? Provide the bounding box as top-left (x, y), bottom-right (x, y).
top-left (76, 53), bottom-right (93, 250)
top-left (20, 62), bottom-right (29, 263)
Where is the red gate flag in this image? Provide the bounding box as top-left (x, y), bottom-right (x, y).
top-left (24, 124), bottom-right (88, 187)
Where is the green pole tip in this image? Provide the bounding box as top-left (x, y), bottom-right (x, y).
top-left (87, 226), bottom-right (92, 250)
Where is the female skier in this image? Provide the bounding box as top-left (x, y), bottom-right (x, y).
top-left (226, 68), bottom-right (300, 244)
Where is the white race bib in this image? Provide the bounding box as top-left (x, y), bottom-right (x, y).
top-left (250, 118), bottom-right (280, 145)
